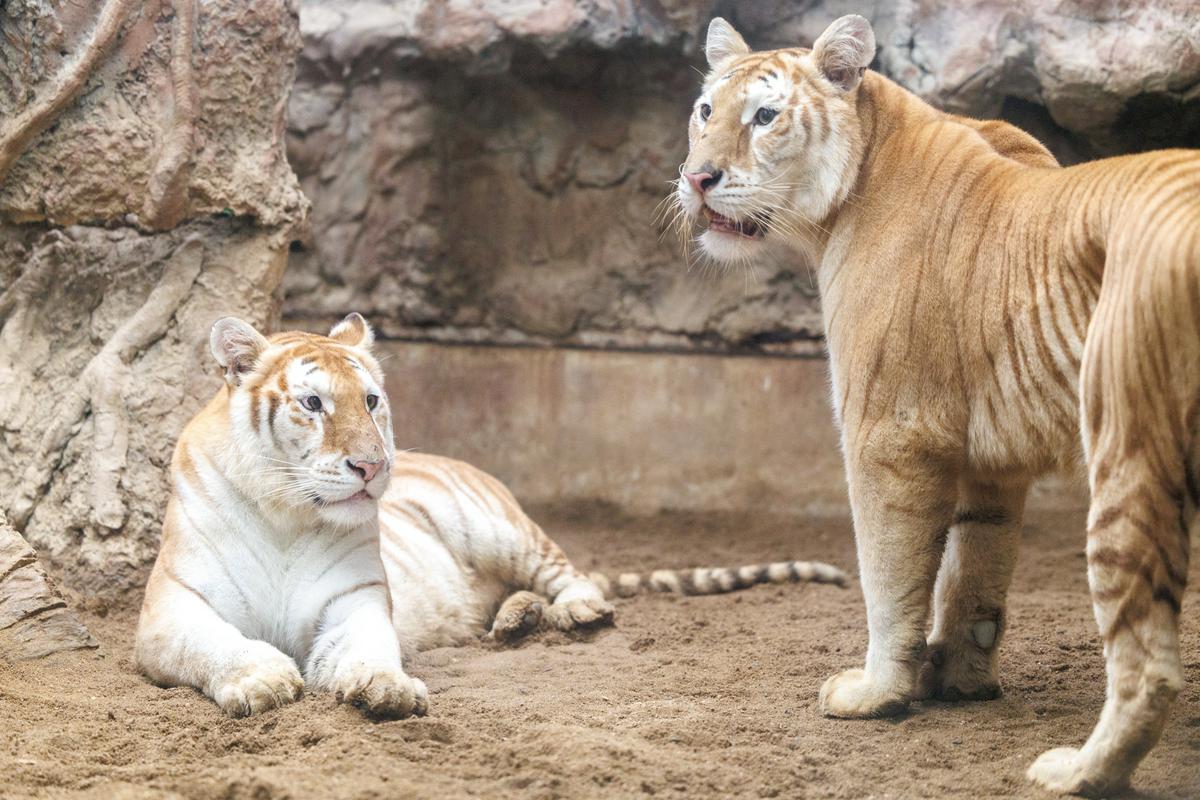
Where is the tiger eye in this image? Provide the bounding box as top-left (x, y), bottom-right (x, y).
top-left (753, 107), bottom-right (778, 126)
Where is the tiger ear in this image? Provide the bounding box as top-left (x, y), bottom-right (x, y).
top-left (210, 317), bottom-right (268, 386)
top-left (329, 312), bottom-right (374, 348)
top-left (705, 17), bottom-right (749, 70)
top-left (812, 15), bottom-right (875, 92)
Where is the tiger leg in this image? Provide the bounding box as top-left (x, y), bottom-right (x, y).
top-left (1029, 285), bottom-right (1193, 795)
top-left (480, 513), bottom-right (611, 639)
top-left (1029, 469), bottom-right (1190, 795)
top-left (415, 463), bottom-right (613, 638)
top-left (305, 583), bottom-right (428, 718)
top-left (820, 446), bottom-right (957, 717)
top-left (135, 564), bottom-right (304, 717)
top-left (530, 529), bottom-right (614, 633)
top-left (919, 475), bottom-right (1029, 701)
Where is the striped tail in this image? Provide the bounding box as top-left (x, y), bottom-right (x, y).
top-left (589, 560), bottom-right (848, 598)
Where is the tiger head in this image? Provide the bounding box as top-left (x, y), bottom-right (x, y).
top-left (674, 15), bottom-right (876, 264)
top-left (208, 313), bottom-right (394, 528)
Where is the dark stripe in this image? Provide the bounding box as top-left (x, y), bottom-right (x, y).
top-left (679, 570), bottom-right (698, 595)
top-left (267, 391), bottom-right (280, 435)
top-left (953, 507), bottom-right (1010, 526)
top-left (249, 388), bottom-right (261, 431)
top-left (1090, 545), bottom-right (1186, 595)
top-left (1185, 457), bottom-right (1200, 508)
top-left (405, 500), bottom-right (440, 535)
top-left (1151, 585), bottom-right (1183, 615)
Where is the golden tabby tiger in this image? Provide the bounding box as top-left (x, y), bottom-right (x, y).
top-left (137, 315), bottom-right (845, 718)
top-left (672, 14), bottom-right (1199, 796)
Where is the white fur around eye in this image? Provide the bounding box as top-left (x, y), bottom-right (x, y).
top-left (741, 83), bottom-right (784, 126)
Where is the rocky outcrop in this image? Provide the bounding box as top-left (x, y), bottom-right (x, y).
top-left (0, 513), bottom-right (95, 660)
top-left (0, 1), bottom-right (306, 599)
top-left (284, 0), bottom-right (1199, 353)
top-left (880, 0), bottom-right (1200, 157)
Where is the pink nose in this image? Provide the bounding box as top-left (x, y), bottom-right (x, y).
top-left (683, 170), bottom-right (722, 194)
top-left (683, 171), bottom-right (711, 193)
top-left (348, 459), bottom-right (382, 482)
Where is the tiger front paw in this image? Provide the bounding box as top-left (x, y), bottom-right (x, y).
top-left (818, 668), bottom-right (909, 718)
top-left (211, 646), bottom-right (304, 717)
top-left (1027, 747), bottom-right (1127, 798)
top-left (333, 664), bottom-right (428, 718)
top-left (544, 598), bottom-right (615, 632)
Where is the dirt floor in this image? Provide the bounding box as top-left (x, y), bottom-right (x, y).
top-left (1, 506), bottom-right (1197, 799)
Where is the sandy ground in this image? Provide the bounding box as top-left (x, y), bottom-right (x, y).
top-left (1, 506), bottom-right (1197, 799)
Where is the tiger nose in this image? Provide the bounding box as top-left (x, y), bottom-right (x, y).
top-left (683, 169), bottom-right (723, 193)
top-left (347, 458), bottom-right (382, 482)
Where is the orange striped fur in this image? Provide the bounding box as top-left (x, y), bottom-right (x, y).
top-left (674, 16), bottom-right (1198, 796)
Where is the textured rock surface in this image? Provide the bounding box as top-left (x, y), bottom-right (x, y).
top-left (0, 1), bottom-right (305, 599)
top-left (284, 0), bottom-right (1200, 353)
top-left (880, 0), bottom-right (1200, 156)
top-left (0, 513), bottom-right (96, 660)
top-left (285, 50), bottom-right (823, 353)
top-left (0, 0), bottom-right (306, 227)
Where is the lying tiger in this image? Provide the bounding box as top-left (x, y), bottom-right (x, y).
top-left (135, 314), bottom-right (845, 718)
top-left (672, 14), bottom-right (1199, 797)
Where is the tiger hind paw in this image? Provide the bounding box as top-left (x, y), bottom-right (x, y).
top-left (488, 591), bottom-right (546, 642)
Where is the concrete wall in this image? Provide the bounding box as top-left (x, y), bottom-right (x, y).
top-left (382, 342), bottom-right (1089, 515)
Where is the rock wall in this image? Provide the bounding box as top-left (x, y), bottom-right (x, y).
top-left (0, 1), bottom-right (306, 601)
top-left (284, 0), bottom-right (1200, 353)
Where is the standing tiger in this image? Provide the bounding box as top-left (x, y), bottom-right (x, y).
top-left (671, 14), bottom-right (1199, 797)
top-left (135, 314), bottom-right (845, 719)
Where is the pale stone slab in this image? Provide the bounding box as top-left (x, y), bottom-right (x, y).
top-left (0, 514), bottom-right (96, 660)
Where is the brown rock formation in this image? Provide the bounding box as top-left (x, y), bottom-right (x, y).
top-left (0, 0), bottom-right (307, 601)
top-left (0, 513), bottom-right (96, 660)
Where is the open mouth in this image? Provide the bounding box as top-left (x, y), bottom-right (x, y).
top-left (702, 205), bottom-right (767, 239)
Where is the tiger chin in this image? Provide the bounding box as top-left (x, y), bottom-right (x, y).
top-left (136, 314), bottom-right (848, 719)
top-left (676, 14), bottom-right (1199, 798)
